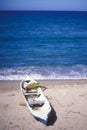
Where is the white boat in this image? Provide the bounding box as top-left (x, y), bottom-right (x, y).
top-left (20, 77), bottom-right (52, 125)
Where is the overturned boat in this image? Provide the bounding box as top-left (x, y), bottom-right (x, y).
top-left (20, 77), bottom-right (52, 125)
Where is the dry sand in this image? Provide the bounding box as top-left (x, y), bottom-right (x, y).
top-left (0, 79), bottom-right (87, 130)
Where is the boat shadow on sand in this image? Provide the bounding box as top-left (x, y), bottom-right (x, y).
top-left (35, 105), bottom-right (57, 126)
top-left (47, 105), bottom-right (57, 126)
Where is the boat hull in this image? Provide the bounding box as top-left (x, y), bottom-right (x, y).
top-left (20, 77), bottom-right (52, 125)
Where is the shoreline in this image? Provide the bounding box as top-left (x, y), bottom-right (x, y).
top-left (0, 79), bottom-right (87, 90)
top-left (0, 79), bottom-right (87, 130)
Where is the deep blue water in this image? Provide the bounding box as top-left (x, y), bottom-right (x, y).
top-left (0, 11), bottom-right (87, 80)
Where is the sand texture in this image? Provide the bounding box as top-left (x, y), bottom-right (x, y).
top-left (0, 80), bottom-right (87, 130)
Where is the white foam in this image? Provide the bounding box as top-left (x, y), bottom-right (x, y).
top-left (0, 65), bottom-right (87, 80)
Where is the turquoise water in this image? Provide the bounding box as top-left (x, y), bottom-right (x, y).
top-left (0, 11), bottom-right (87, 80)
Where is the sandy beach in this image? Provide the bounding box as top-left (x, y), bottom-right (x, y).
top-left (0, 79), bottom-right (87, 130)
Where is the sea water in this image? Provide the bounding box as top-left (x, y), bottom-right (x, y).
top-left (0, 11), bottom-right (87, 80)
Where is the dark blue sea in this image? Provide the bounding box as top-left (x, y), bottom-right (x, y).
top-left (0, 11), bottom-right (87, 80)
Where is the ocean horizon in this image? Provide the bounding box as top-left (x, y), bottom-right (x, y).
top-left (0, 11), bottom-right (87, 80)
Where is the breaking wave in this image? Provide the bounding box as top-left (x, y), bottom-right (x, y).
top-left (0, 65), bottom-right (87, 80)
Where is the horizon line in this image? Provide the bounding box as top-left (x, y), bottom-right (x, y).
top-left (0, 10), bottom-right (87, 12)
